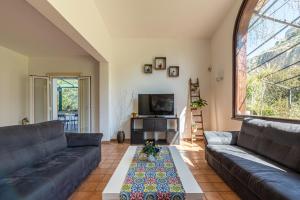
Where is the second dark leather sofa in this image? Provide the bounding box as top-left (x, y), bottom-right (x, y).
top-left (204, 118), bottom-right (300, 200)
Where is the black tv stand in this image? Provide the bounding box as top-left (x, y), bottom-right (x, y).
top-left (130, 116), bottom-right (180, 145)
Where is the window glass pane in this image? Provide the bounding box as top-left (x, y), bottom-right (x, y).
top-left (235, 0), bottom-right (300, 120)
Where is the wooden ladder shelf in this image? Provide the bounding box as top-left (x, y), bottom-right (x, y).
top-left (189, 78), bottom-right (204, 143)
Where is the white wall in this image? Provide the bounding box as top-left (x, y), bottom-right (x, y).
top-left (30, 0), bottom-right (112, 62)
top-left (28, 56), bottom-right (100, 132)
top-left (0, 46), bottom-right (28, 126)
top-left (210, 0), bottom-right (243, 131)
top-left (99, 62), bottom-right (110, 141)
top-left (110, 38), bottom-right (211, 139)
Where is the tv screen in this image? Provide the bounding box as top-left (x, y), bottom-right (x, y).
top-left (138, 94), bottom-right (174, 116)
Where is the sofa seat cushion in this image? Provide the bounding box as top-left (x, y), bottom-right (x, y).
top-left (0, 147), bottom-right (99, 200)
top-left (207, 145), bottom-right (300, 200)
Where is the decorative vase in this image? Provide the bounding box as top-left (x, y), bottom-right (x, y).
top-left (147, 155), bottom-right (156, 162)
top-left (117, 131), bottom-right (125, 143)
top-left (139, 153), bottom-right (148, 161)
top-left (21, 118), bottom-right (29, 125)
top-left (131, 112), bottom-right (138, 118)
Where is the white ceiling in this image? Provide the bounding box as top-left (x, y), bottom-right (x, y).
top-left (0, 0), bottom-right (88, 57)
top-left (95, 0), bottom-right (236, 39)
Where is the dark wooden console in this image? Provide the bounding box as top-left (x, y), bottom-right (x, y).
top-left (130, 117), bottom-right (180, 145)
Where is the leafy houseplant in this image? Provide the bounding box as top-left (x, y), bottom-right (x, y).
top-left (141, 141), bottom-right (160, 162)
top-left (191, 98), bottom-right (208, 109)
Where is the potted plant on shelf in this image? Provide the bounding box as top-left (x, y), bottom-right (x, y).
top-left (191, 98), bottom-right (208, 109)
top-left (192, 124), bottom-right (198, 133)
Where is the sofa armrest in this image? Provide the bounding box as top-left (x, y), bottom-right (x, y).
top-left (204, 131), bottom-right (239, 145)
top-left (66, 133), bottom-right (103, 147)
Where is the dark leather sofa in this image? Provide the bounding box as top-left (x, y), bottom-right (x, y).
top-left (204, 118), bottom-right (300, 200)
top-left (0, 121), bottom-right (103, 200)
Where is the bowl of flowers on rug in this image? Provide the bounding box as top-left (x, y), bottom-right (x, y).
top-left (139, 140), bottom-right (160, 162)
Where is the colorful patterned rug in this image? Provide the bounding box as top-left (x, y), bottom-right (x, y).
top-left (120, 147), bottom-right (185, 200)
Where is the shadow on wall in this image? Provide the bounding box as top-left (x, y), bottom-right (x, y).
top-left (113, 90), bottom-right (137, 139)
top-left (180, 90), bottom-right (192, 139)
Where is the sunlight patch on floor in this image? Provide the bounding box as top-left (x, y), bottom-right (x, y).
top-left (175, 140), bottom-right (204, 152)
top-left (181, 154), bottom-right (195, 167)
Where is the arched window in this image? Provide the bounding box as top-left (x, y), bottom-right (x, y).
top-left (233, 0), bottom-right (300, 121)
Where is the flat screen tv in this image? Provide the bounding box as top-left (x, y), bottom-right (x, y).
top-left (138, 94), bottom-right (174, 116)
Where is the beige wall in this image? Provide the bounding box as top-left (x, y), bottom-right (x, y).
top-left (110, 38), bottom-right (211, 139)
top-left (43, 0), bottom-right (111, 62)
top-left (28, 56), bottom-right (100, 132)
top-left (210, 0), bottom-right (243, 131)
top-left (0, 46), bottom-right (28, 126)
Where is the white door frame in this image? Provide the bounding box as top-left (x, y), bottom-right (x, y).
top-left (49, 76), bottom-right (92, 133)
top-left (29, 75), bottom-right (92, 132)
top-left (49, 76), bottom-right (78, 121)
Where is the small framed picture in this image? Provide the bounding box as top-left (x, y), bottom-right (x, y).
top-left (168, 66), bottom-right (179, 77)
top-left (154, 57), bottom-right (166, 70)
top-left (144, 64), bottom-right (152, 74)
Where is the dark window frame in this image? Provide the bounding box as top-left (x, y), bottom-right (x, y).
top-left (232, 0), bottom-right (300, 124)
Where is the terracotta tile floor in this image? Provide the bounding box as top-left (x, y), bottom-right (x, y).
top-left (69, 141), bottom-right (240, 200)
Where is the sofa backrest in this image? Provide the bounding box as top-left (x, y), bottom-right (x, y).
top-left (238, 118), bottom-right (300, 173)
top-left (0, 121), bottom-right (66, 177)
top-left (38, 121), bottom-right (67, 155)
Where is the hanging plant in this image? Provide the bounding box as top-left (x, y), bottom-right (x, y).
top-left (191, 98), bottom-right (208, 109)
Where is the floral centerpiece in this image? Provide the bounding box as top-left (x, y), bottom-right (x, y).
top-left (140, 140), bottom-right (160, 162)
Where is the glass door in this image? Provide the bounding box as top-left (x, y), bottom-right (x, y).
top-left (79, 77), bottom-right (91, 132)
top-left (29, 75), bottom-right (91, 132)
top-left (29, 76), bottom-right (50, 123)
top-left (51, 77), bottom-right (79, 132)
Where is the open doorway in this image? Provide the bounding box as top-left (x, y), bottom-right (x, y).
top-left (52, 78), bottom-right (79, 132)
top-left (29, 75), bottom-right (91, 133)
